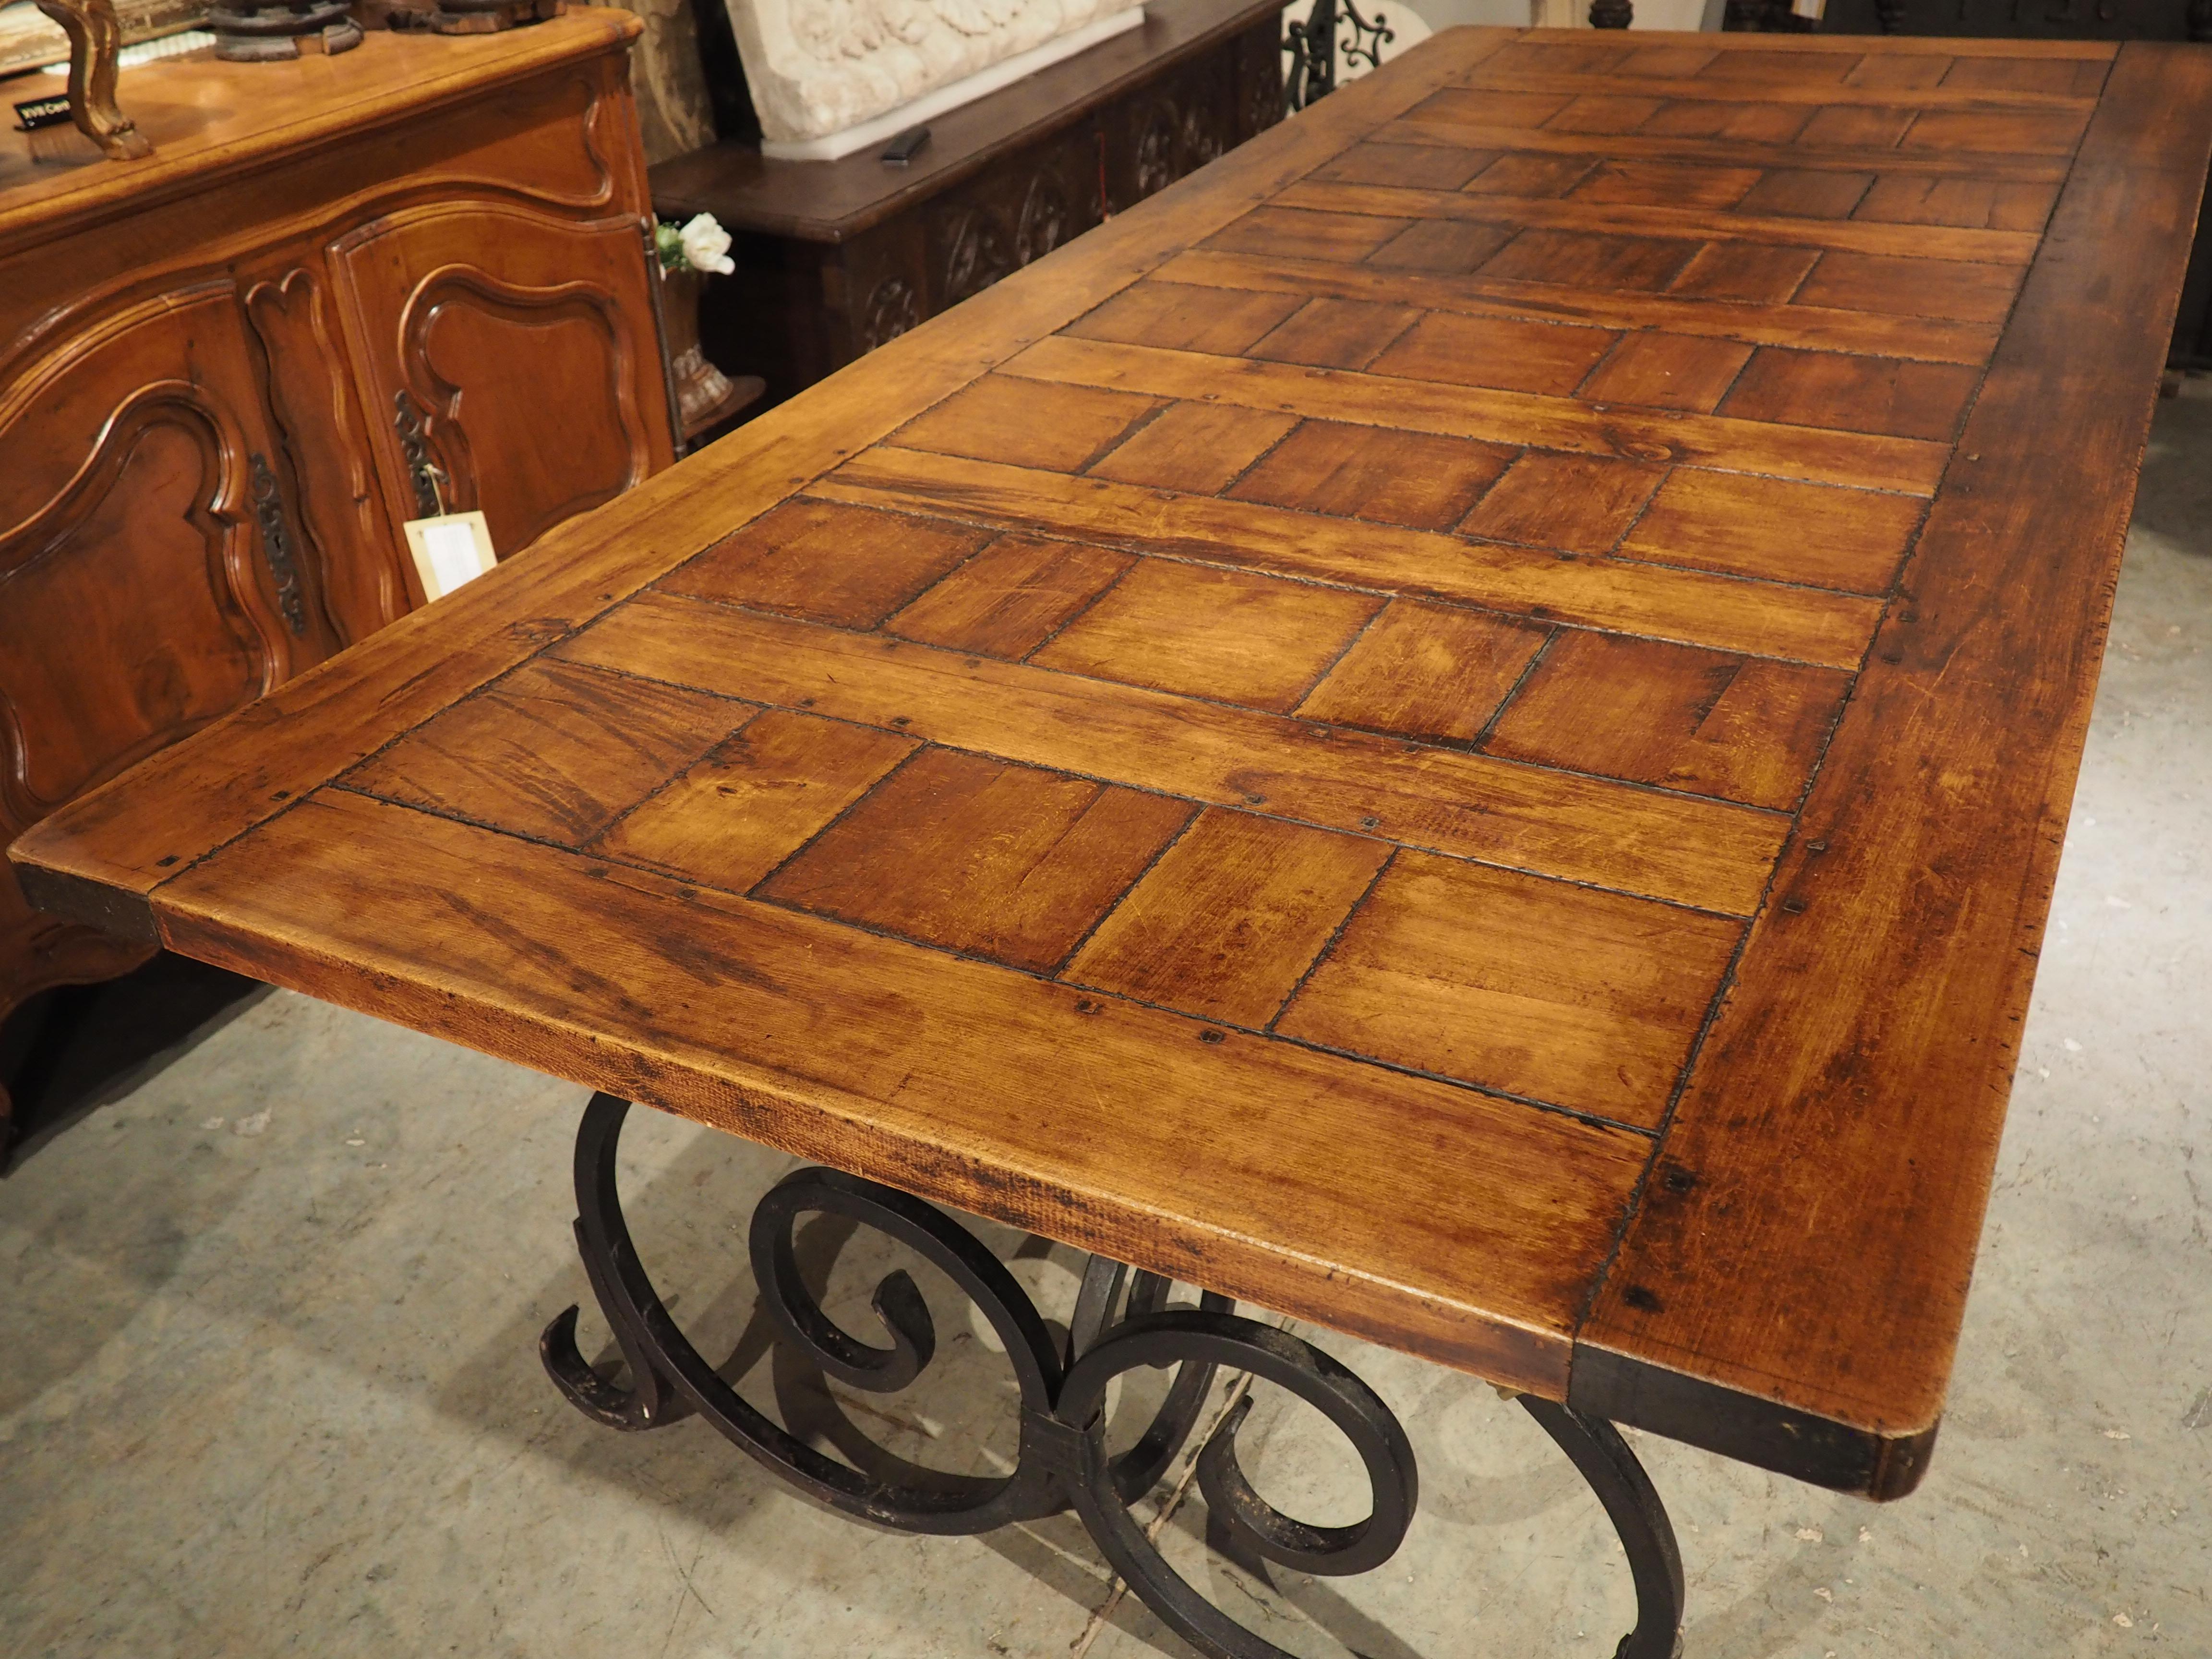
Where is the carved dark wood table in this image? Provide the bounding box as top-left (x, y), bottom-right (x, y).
top-left (14, 27), bottom-right (2211, 1657)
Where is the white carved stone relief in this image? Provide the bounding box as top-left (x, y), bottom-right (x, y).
top-left (723, 0), bottom-right (1146, 159)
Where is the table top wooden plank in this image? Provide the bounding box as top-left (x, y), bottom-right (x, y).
top-left (1572, 36), bottom-right (2212, 1498)
top-left (155, 786), bottom-right (1651, 1396)
top-left (1378, 111), bottom-right (2081, 181)
top-left (1061, 807), bottom-right (1396, 1028)
top-left (1156, 249), bottom-right (2001, 361)
top-left (1478, 31), bottom-right (2120, 63)
top-left (1457, 69), bottom-right (2106, 113)
top-left (547, 594), bottom-right (1788, 915)
top-left (990, 337), bottom-right (1953, 493)
top-left (1274, 179), bottom-right (2044, 262)
top-left (813, 446), bottom-right (1889, 665)
top-left (14, 26), bottom-right (2208, 1501)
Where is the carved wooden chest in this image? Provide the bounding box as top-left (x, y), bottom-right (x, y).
top-left (650, 0), bottom-right (1287, 413)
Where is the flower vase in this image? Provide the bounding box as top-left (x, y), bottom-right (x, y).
top-left (659, 267), bottom-right (749, 439)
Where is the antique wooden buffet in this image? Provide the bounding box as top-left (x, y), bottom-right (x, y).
top-left (0, 11), bottom-right (678, 1141)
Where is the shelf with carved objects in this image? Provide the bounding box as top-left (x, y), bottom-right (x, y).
top-left (24, 0), bottom-right (152, 158)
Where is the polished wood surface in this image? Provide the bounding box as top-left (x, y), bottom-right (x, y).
top-left (1810, 0), bottom-right (2212, 373)
top-left (0, 9), bottom-right (643, 231)
top-left (15, 28), bottom-right (2208, 1497)
top-left (0, 12), bottom-right (676, 1144)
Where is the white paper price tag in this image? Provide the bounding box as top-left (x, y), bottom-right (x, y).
top-left (402, 511), bottom-right (497, 601)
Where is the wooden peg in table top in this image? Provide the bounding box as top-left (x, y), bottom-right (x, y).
top-left (32, 0), bottom-right (152, 161)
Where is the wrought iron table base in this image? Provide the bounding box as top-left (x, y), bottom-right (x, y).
top-left (540, 1094), bottom-right (1684, 1659)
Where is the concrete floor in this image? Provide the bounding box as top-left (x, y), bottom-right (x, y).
top-left (3, 393), bottom-right (2208, 1659)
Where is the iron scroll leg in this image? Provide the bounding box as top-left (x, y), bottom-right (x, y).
top-left (541, 1093), bottom-right (1686, 1659)
top-left (1520, 1395), bottom-right (1687, 1659)
top-left (538, 1093), bottom-right (693, 1431)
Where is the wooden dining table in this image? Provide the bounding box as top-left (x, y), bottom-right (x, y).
top-left (14, 24), bottom-right (2212, 1658)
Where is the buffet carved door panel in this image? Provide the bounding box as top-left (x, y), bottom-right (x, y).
top-left (0, 279), bottom-right (336, 1091)
top-left (244, 265), bottom-right (412, 644)
top-left (329, 203), bottom-right (676, 563)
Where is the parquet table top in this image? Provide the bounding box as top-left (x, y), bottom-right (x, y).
top-left (16, 27), bottom-right (2211, 1499)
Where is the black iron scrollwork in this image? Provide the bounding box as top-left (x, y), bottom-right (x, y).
top-left (541, 1093), bottom-right (1684, 1659)
top-left (247, 452), bottom-right (308, 636)
top-left (540, 1095), bottom-right (1231, 1537)
top-left (1284, 0), bottom-right (1393, 115)
top-left (392, 389), bottom-right (446, 518)
top-left (1519, 1395), bottom-right (1686, 1659)
top-left (1060, 1309), bottom-right (1419, 1658)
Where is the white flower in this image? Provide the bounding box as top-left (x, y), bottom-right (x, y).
top-left (678, 213), bottom-right (734, 276)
